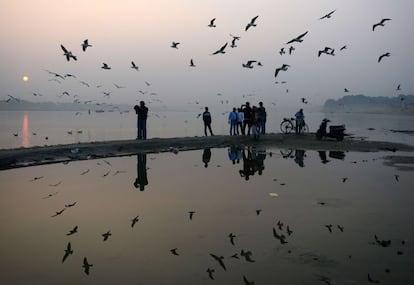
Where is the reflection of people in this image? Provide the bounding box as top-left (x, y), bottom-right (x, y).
top-left (202, 148), bottom-right (211, 168)
top-left (134, 153), bottom-right (148, 191)
top-left (294, 108), bottom-right (304, 134)
top-left (239, 147), bottom-right (267, 180)
top-left (202, 107), bottom-right (214, 136)
top-left (228, 146), bottom-right (238, 164)
top-left (318, 151), bottom-right (330, 164)
top-left (134, 101), bottom-right (148, 139)
top-left (294, 149), bottom-right (306, 167)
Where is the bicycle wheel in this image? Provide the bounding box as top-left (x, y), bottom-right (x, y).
top-left (280, 120), bottom-right (294, 133)
top-left (302, 123), bottom-right (309, 133)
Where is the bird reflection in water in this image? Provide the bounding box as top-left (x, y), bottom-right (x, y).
top-left (239, 146), bottom-right (266, 180)
top-left (134, 153), bottom-right (148, 191)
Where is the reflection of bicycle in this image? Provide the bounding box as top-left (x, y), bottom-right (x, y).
top-left (280, 118), bottom-right (309, 134)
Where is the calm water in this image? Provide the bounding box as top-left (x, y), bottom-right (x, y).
top-left (0, 147), bottom-right (413, 285)
top-left (1, 109), bottom-right (414, 149)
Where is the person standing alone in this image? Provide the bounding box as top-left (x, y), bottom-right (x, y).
top-left (202, 106), bottom-right (214, 136)
top-left (134, 101), bottom-right (148, 139)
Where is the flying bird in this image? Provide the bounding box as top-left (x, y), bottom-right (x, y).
top-left (396, 84), bottom-right (401, 91)
top-left (242, 60), bottom-right (257, 68)
top-left (378, 52), bottom-right (390, 63)
top-left (245, 15), bottom-right (259, 31)
top-left (82, 257), bottom-right (93, 275)
top-left (318, 47), bottom-right (335, 57)
top-left (289, 46), bottom-right (295, 55)
top-left (286, 31), bottom-right (308, 44)
top-left (170, 248), bottom-right (179, 256)
top-left (340, 45), bottom-right (347, 51)
top-left (210, 253), bottom-right (226, 271)
top-left (131, 61), bottom-right (139, 71)
top-left (189, 59), bottom-right (195, 67)
top-left (274, 64), bottom-right (290, 78)
top-left (60, 44), bottom-right (77, 61)
top-left (208, 18), bottom-right (216, 27)
top-left (228, 233), bottom-right (236, 245)
top-left (206, 268), bottom-right (215, 280)
top-left (101, 63), bottom-right (111, 70)
top-left (51, 208), bottom-right (65, 217)
top-left (243, 275), bottom-right (255, 285)
top-left (102, 230), bottom-right (112, 241)
top-left (171, 41), bottom-right (180, 49)
top-left (211, 42), bottom-right (228, 55)
top-left (344, 88), bottom-right (349, 93)
top-left (65, 201), bottom-right (77, 208)
top-left (62, 242), bottom-right (73, 263)
top-left (279, 47), bottom-right (286, 55)
top-left (81, 39), bottom-right (92, 51)
top-left (230, 37), bottom-right (238, 48)
top-left (372, 18), bottom-right (391, 31)
top-left (188, 211), bottom-right (195, 220)
top-left (319, 9), bottom-right (336, 20)
top-left (131, 215), bottom-right (139, 227)
top-left (67, 225), bottom-right (78, 236)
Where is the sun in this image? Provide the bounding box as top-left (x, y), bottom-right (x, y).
top-left (22, 75), bottom-right (29, 82)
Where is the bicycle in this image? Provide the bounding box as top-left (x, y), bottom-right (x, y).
top-left (280, 117), bottom-right (309, 134)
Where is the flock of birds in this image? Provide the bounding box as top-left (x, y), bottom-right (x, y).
top-left (22, 147), bottom-right (409, 284)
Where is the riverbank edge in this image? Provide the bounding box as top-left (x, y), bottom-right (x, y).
top-left (1, 133), bottom-right (413, 170)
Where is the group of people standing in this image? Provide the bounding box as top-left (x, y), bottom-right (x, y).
top-left (226, 102), bottom-right (267, 136)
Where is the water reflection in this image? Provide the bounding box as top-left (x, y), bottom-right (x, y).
top-left (202, 148), bottom-right (211, 168)
top-left (22, 112), bottom-right (30, 147)
top-left (239, 146), bottom-right (266, 180)
top-left (281, 149), bottom-right (346, 166)
top-left (133, 153), bottom-right (148, 191)
top-left (228, 145), bottom-right (242, 164)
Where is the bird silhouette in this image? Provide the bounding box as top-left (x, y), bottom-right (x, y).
top-left (242, 60), bottom-right (257, 69)
top-left (378, 52), bottom-right (390, 63)
top-left (318, 47), bottom-right (335, 57)
top-left (394, 174), bottom-right (399, 182)
top-left (230, 37), bottom-right (238, 48)
top-left (289, 46), bottom-right (295, 55)
top-left (286, 225), bottom-right (293, 236)
top-left (131, 216), bottom-right (139, 227)
top-left (286, 31), bottom-right (308, 44)
top-left (60, 44), bottom-right (77, 61)
top-left (131, 61), bottom-right (139, 71)
top-left (189, 59), bottom-right (195, 67)
top-left (228, 233), bottom-right (236, 245)
top-left (211, 42), bottom-right (228, 55)
top-left (81, 39), bottom-right (92, 51)
top-left (245, 15), bottom-right (259, 31)
top-left (337, 224), bottom-right (344, 232)
top-left (80, 169), bottom-right (90, 175)
top-left (170, 248), bottom-right (179, 256)
top-left (325, 224), bottom-right (333, 233)
top-left (274, 64), bottom-right (290, 78)
top-left (208, 18), bottom-right (216, 28)
top-left (373, 18), bottom-right (391, 31)
top-left (241, 249), bottom-right (256, 262)
top-left (101, 63), bottom-right (111, 70)
top-left (273, 227), bottom-right (288, 244)
top-left (396, 84), bottom-right (401, 91)
top-left (188, 211), bottom-right (195, 220)
top-left (277, 220), bottom-right (284, 230)
top-left (230, 253), bottom-right (239, 259)
top-left (62, 242), bottom-right (73, 263)
top-left (340, 45), bottom-right (347, 51)
top-left (344, 88), bottom-right (349, 92)
top-left (206, 268), bottom-right (215, 280)
top-left (279, 47), bottom-right (285, 55)
top-left (255, 209), bottom-right (262, 215)
top-left (102, 231), bottom-right (112, 241)
top-left (82, 257), bottom-right (93, 275)
top-left (51, 208), bottom-right (65, 217)
top-left (210, 253), bottom-right (226, 270)
top-left (243, 275), bottom-right (255, 285)
top-left (65, 201), bottom-right (77, 208)
top-left (342, 177), bottom-right (348, 183)
top-left (301, 98), bottom-right (308, 104)
top-left (319, 9), bottom-right (336, 20)
top-left (67, 225), bottom-right (78, 236)
top-left (171, 41), bottom-right (180, 49)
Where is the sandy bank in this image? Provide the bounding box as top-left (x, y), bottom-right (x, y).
top-left (1, 133), bottom-right (413, 170)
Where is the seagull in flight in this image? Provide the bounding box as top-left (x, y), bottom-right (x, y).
top-left (101, 63), bottom-right (111, 70)
top-left (81, 39), bottom-right (92, 51)
top-left (274, 64), bottom-right (290, 78)
top-left (210, 253), bottom-right (226, 271)
top-left (245, 15), bottom-right (259, 31)
top-left (242, 60), bottom-right (257, 69)
top-left (60, 45), bottom-right (77, 61)
top-left (378, 52), bottom-right (390, 63)
top-left (82, 257), bottom-right (93, 275)
top-left (286, 31), bottom-right (308, 44)
top-left (396, 84), bottom-right (401, 91)
top-left (131, 61), bottom-right (139, 71)
top-left (208, 18), bottom-right (216, 27)
top-left (230, 37), bottom-right (238, 48)
top-left (62, 242), bottom-right (73, 263)
top-left (211, 42), bottom-right (228, 55)
top-left (189, 59), bottom-right (195, 67)
top-left (340, 45), bottom-right (347, 51)
top-left (373, 18), bottom-right (391, 31)
top-left (319, 9), bottom-right (336, 20)
top-left (171, 41), bottom-right (180, 49)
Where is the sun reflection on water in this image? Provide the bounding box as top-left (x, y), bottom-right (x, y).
top-left (22, 112), bottom-right (29, 147)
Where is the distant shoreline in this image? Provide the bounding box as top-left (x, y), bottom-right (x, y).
top-left (1, 133), bottom-right (413, 170)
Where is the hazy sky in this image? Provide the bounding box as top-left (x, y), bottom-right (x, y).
top-left (1, 0), bottom-right (413, 109)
